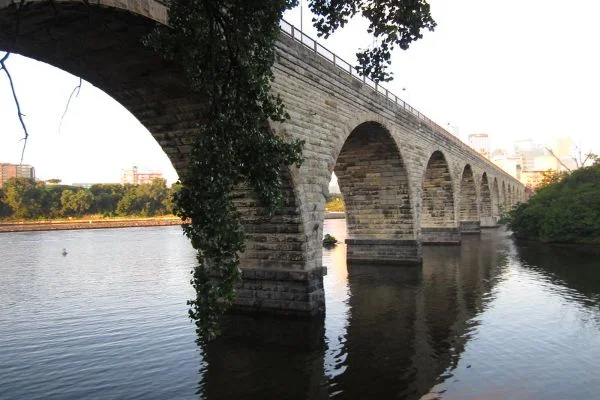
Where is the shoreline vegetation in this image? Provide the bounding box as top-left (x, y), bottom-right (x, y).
top-left (0, 178), bottom-right (347, 233)
top-left (507, 163), bottom-right (600, 245)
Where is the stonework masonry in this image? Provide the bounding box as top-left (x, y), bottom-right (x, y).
top-left (0, 0), bottom-right (524, 317)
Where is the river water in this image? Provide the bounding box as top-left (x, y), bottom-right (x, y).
top-left (1, 220), bottom-right (599, 399)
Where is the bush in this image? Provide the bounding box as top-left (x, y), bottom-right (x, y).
top-left (507, 164), bottom-right (600, 243)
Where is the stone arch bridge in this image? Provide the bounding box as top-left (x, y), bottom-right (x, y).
top-left (0, 0), bottom-right (524, 316)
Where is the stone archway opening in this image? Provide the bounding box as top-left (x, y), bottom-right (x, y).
top-left (492, 178), bottom-right (500, 220)
top-left (0, 1), bottom-right (325, 317)
top-left (334, 121), bottom-right (419, 264)
top-left (421, 150), bottom-right (459, 244)
top-left (501, 182), bottom-right (507, 212)
top-left (0, 0), bottom-right (201, 177)
top-left (479, 173), bottom-right (495, 227)
top-left (459, 164), bottom-right (480, 233)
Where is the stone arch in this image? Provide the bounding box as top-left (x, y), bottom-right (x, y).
top-left (421, 150), bottom-right (459, 244)
top-left (507, 185), bottom-right (513, 208)
top-left (459, 165), bottom-right (480, 233)
top-left (334, 121), bottom-right (419, 263)
top-left (501, 182), bottom-right (507, 212)
top-left (0, 0), bottom-right (196, 175)
top-left (479, 173), bottom-right (495, 227)
top-left (0, 0), bottom-right (327, 316)
top-left (492, 177), bottom-right (500, 219)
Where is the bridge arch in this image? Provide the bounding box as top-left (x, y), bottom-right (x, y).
top-left (479, 172), bottom-right (495, 227)
top-left (501, 182), bottom-right (508, 212)
top-left (334, 121), bottom-right (419, 263)
top-left (0, 0), bottom-right (199, 175)
top-left (0, 0), bottom-right (325, 316)
top-left (458, 164), bottom-right (480, 233)
top-left (492, 177), bottom-right (500, 219)
top-left (420, 150), bottom-right (459, 244)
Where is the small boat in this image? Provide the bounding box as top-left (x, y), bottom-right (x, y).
top-left (62, 248), bottom-right (68, 256)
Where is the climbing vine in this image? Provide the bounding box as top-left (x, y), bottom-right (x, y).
top-left (144, 0), bottom-right (435, 342)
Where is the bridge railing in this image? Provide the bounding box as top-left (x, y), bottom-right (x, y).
top-left (279, 19), bottom-right (520, 184)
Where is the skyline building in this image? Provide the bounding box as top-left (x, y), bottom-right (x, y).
top-left (514, 139), bottom-right (544, 171)
top-left (0, 163), bottom-right (36, 188)
top-left (120, 166), bottom-right (163, 185)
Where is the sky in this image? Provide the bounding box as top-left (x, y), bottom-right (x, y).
top-left (1, 0), bottom-right (600, 185)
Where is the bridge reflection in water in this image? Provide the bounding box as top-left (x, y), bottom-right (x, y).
top-left (201, 220), bottom-right (508, 399)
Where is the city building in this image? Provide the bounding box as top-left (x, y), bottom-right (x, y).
top-left (468, 133), bottom-right (490, 158)
top-left (492, 155), bottom-right (522, 180)
top-left (0, 163), bottom-right (35, 188)
top-left (534, 155), bottom-right (560, 172)
top-left (521, 170), bottom-right (551, 190)
top-left (551, 137), bottom-right (573, 158)
top-left (120, 166), bottom-right (163, 185)
top-left (514, 139), bottom-right (544, 171)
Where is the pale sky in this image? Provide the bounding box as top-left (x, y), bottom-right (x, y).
top-left (1, 0), bottom-right (599, 184)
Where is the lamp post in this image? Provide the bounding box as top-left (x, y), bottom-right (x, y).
top-left (300, 0), bottom-right (303, 31)
top-left (401, 87), bottom-right (410, 104)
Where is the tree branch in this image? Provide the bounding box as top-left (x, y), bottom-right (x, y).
top-left (545, 147), bottom-right (571, 172)
top-left (0, 52), bottom-right (30, 164)
top-left (58, 77), bottom-right (82, 135)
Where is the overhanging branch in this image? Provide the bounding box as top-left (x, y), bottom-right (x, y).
top-left (0, 52), bottom-right (29, 164)
top-left (58, 77), bottom-right (82, 135)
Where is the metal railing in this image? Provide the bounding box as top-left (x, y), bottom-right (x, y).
top-left (279, 19), bottom-right (520, 185)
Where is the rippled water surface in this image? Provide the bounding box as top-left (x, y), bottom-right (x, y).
top-left (1, 222), bottom-right (599, 399)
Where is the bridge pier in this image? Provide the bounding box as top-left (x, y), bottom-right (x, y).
top-left (345, 239), bottom-right (422, 265)
top-left (231, 267), bottom-right (327, 317)
top-left (459, 220), bottom-right (481, 234)
top-left (421, 227), bottom-right (461, 245)
top-left (480, 216), bottom-right (498, 228)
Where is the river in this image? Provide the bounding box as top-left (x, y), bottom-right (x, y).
top-left (1, 220), bottom-right (599, 399)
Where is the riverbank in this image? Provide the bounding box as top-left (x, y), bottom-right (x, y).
top-left (0, 216), bottom-right (182, 233)
top-left (1, 213), bottom-right (346, 233)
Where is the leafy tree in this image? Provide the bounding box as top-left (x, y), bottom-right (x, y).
top-left (3, 178), bottom-right (44, 219)
top-left (539, 169), bottom-right (566, 189)
top-left (507, 164), bottom-right (600, 243)
top-left (90, 183), bottom-right (126, 215)
top-left (42, 185), bottom-right (71, 218)
top-left (310, 0), bottom-right (436, 81)
top-left (61, 189), bottom-right (93, 217)
top-left (0, 187), bottom-right (12, 218)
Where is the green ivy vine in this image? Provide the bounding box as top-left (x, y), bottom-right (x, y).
top-left (144, 0), bottom-right (435, 342)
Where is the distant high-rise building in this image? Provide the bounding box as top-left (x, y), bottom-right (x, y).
top-left (468, 133), bottom-right (490, 158)
top-left (0, 163), bottom-right (35, 188)
top-left (552, 137), bottom-right (573, 158)
top-left (514, 139), bottom-right (544, 171)
top-left (121, 166), bottom-right (163, 185)
top-left (492, 155), bottom-right (522, 180)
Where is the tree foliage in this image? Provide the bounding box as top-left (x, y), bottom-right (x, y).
top-left (144, 0), bottom-right (435, 342)
top-left (310, 0), bottom-right (436, 81)
top-left (507, 164), bottom-right (600, 243)
top-left (0, 178), bottom-right (176, 220)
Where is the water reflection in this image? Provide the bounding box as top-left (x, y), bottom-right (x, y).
top-left (3, 224), bottom-right (600, 399)
top-left (200, 225), bottom-right (511, 399)
top-left (201, 315), bottom-right (327, 399)
top-left (515, 241), bottom-right (600, 308)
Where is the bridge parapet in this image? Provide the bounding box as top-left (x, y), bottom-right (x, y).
top-left (278, 19), bottom-right (521, 188)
